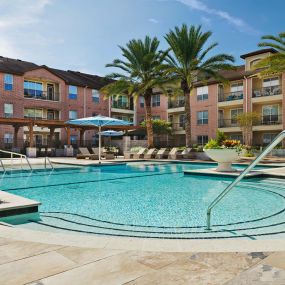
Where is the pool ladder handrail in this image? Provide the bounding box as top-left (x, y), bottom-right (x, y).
top-left (206, 129), bottom-right (285, 230)
top-left (0, 149), bottom-right (32, 171)
top-left (44, 156), bottom-right (54, 170)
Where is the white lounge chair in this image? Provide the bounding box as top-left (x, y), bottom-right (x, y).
top-left (182, 148), bottom-right (193, 159)
top-left (143, 148), bottom-right (156, 159)
top-left (77, 147), bottom-right (98, 160)
top-left (155, 148), bottom-right (169, 159)
top-left (168, 148), bottom-right (183, 160)
top-left (133, 148), bottom-right (146, 159)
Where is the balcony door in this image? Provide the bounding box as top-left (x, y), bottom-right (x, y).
top-left (262, 105), bottom-right (279, 124)
top-left (47, 84), bottom-right (54, 100)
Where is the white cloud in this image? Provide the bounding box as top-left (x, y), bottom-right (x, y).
top-left (177, 0), bottom-right (259, 34)
top-left (200, 16), bottom-right (211, 26)
top-left (148, 18), bottom-right (159, 24)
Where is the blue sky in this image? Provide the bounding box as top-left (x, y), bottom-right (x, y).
top-left (0, 0), bottom-right (284, 75)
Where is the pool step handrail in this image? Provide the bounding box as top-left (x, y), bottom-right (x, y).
top-left (44, 157), bottom-right (54, 170)
top-left (0, 149), bottom-right (32, 171)
top-left (206, 129), bottom-right (285, 230)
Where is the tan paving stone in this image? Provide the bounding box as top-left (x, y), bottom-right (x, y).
top-left (0, 240), bottom-right (63, 265)
top-left (56, 246), bottom-right (125, 265)
top-left (0, 251), bottom-right (76, 285)
top-left (261, 252), bottom-right (285, 270)
top-left (31, 251), bottom-right (155, 285)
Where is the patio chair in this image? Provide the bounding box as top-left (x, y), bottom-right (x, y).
top-left (124, 150), bottom-right (136, 159)
top-left (182, 148), bottom-right (193, 159)
top-left (168, 148), bottom-right (183, 160)
top-left (133, 148), bottom-right (146, 159)
top-left (77, 147), bottom-right (98, 160)
top-left (155, 148), bottom-right (169, 159)
top-left (143, 148), bottom-right (157, 159)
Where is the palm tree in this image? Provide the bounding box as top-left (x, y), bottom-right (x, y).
top-left (254, 32), bottom-right (285, 76)
top-left (164, 24), bottom-right (235, 146)
top-left (101, 36), bottom-right (167, 147)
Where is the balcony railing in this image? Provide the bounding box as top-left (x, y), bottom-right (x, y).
top-left (24, 115), bottom-right (60, 121)
top-left (218, 91), bottom-right (243, 102)
top-left (219, 115), bottom-right (282, 128)
top-left (24, 90), bottom-right (60, 101)
top-left (111, 101), bottom-right (134, 110)
top-left (168, 100), bottom-right (185, 109)
top-left (171, 122), bottom-right (185, 131)
top-left (252, 85), bottom-right (282, 98)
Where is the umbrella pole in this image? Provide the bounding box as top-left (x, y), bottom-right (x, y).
top-left (99, 126), bottom-right (101, 163)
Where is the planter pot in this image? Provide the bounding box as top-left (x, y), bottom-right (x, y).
top-left (204, 149), bottom-right (240, 172)
top-left (26, 147), bottom-right (37, 158)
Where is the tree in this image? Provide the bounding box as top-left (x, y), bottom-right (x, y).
top-left (254, 32), bottom-right (285, 76)
top-left (140, 119), bottom-right (172, 135)
top-left (236, 112), bottom-right (260, 146)
top-left (101, 36), bottom-right (167, 148)
top-left (163, 24), bottom-right (235, 146)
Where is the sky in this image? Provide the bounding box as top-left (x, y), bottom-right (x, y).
top-left (0, 0), bottom-right (284, 76)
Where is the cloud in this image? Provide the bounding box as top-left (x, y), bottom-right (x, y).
top-left (200, 16), bottom-right (211, 26)
top-left (177, 0), bottom-right (259, 34)
top-left (148, 18), bottom-right (159, 24)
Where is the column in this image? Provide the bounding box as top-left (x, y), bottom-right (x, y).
top-left (79, 129), bottom-right (85, 147)
top-left (13, 125), bottom-right (20, 148)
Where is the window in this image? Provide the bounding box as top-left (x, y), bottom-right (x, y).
top-left (24, 80), bottom-right (43, 98)
top-left (69, 110), bottom-right (78, 119)
top-left (263, 133), bottom-right (276, 145)
top-left (197, 111), bottom-right (208, 125)
top-left (230, 108), bottom-right (243, 125)
top-left (179, 114), bottom-right (186, 128)
top-left (229, 134), bottom-right (243, 143)
top-left (69, 86), bottom-right (77, 99)
top-left (92, 90), bottom-right (100, 103)
top-left (4, 74), bottom-right (13, 91)
top-left (230, 82), bottom-right (243, 93)
top-left (152, 115), bottom-right (160, 120)
top-left (152, 94), bottom-right (160, 107)
top-left (4, 133), bottom-right (13, 144)
top-left (262, 105), bottom-right (279, 123)
top-left (4, 103), bottom-right (13, 118)
top-left (112, 95), bottom-right (128, 109)
top-left (139, 96), bottom-right (144, 108)
top-left (197, 135), bottom-right (208, 145)
top-left (263, 77), bottom-right (279, 88)
top-left (70, 135), bottom-right (77, 145)
top-left (197, 86), bottom-right (208, 101)
top-left (24, 108), bottom-right (43, 119)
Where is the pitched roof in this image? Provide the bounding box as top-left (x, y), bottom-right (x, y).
top-left (0, 56), bottom-right (109, 89)
top-left (240, 48), bottom-right (278, 59)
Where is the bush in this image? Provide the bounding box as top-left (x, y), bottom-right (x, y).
top-left (204, 139), bottom-right (222, 149)
top-left (216, 130), bottom-right (227, 145)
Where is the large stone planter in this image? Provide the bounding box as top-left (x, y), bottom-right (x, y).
top-left (204, 149), bottom-right (240, 172)
top-left (26, 147), bottom-right (37, 158)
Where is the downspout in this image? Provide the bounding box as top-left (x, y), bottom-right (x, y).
top-left (83, 86), bottom-right (88, 142)
top-left (244, 76), bottom-right (248, 113)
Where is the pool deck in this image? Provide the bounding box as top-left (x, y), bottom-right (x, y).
top-left (0, 157), bottom-right (284, 284)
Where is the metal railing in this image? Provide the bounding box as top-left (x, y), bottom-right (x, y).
top-left (206, 129), bottom-right (285, 230)
top-left (0, 149), bottom-right (32, 171)
top-left (168, 100), bottom-right (185, 109)
top-left (111, 101), bottom-right (134, 110)
top-left (252, 85), bottom-right (282, 98)
top-left (44, 157), bottom-right (54, 169)
top-left (24, 90), bottom-right (60, 101)
top-left (218, 92), bottom-right (243, 102)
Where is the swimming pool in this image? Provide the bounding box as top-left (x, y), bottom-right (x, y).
top-left (1, 162), bottom-right (284, 239)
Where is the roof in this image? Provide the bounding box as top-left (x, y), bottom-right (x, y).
top-left (240, 48), bottom-right (278, 59)
top-left (0, 56), bottom-right (110, 89)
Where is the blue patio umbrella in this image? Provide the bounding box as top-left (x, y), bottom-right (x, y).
top-left (66, 115), bottom-right (131, 162)
top-left (99, 130), bottom-right (124, 137)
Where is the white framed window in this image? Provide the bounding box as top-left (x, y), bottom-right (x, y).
top-left (229, 134), bottom-right (243, 143)
top-left (230, 82), bottom-right (243, 93)
top-left (92, 90), bottom-right (100, 103)
top-left (262, 105), bottom-right (279, 123)
top-left (69, 110), bottom-right (78, 119)
top-left (197, 111), bottom-right (208, 125)
top-left (179, 114), bottom-right (186, 127)
top-left (197, 86), bottom-right (208, 101)
top-left (197, 135), bottom-right (208, 145)
top-left (4, 74), bottom-right (13, 91)
top-left (152, 94), bottom-right (160, 107)
top-left (70, 135), bottom-right (77, 144)
top-left (263, 77), bottom-right (279, 87)
top-left (69, 85), bottom-right (78, 99)
top-left (4, 133), bottom-right (13, 143)
top-left (24, 108), bottom-right (43, 119)
top-left (230, 108), bottom-right (243, 125)
top-left (152, 115), bottom-right (160, 120)
top-left (4, 103), bottom-right (13, 118)
top-left (24, 80), bottom-right (43, 98)
top-left (139, 96), bottom-right (144, 108)
top-left (263, 133), bottom-right (277, 145)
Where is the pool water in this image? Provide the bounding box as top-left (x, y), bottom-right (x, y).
top-left (1, 162), bottom-right (284, 239)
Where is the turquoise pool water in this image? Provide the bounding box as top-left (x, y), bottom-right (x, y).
top-left (1, 162), bottom-right (284, 239)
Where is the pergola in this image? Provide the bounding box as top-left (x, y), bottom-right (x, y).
top-left (0, 117), bottom-right (138, 148)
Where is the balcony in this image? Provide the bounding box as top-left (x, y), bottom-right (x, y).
top-left (168, 99), bottom-right (185, 109)
top-left (252, 85), bottom-right (282, 98)
top-left (24, 90), bottom-right (60, 101)
top-left (218, 91), bottom-right (244, 102)
top-left (111, 101), bottom-right (134, 110)
top-left (171, 122), bottom-right (185, 131)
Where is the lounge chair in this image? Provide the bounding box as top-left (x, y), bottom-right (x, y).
top-left (124, 151), bottom-right (136, 159)
top-left (168, 148), bottom-right (183, 160)
top-left (143, 148), bottom-right (156, 159)
top-left (133, 148), bottom-right (146, 159)
top-left (77, 147), bottom-right (98, 160)
top-left (155, 148), bottom-right (169, 159)
top-left (182, 148), bottom-right (193, 159)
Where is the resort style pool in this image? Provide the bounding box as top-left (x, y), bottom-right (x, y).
top-left (1, 162), bottom-right (285, 239)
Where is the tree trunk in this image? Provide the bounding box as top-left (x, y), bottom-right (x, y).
top-left (183, 85), bottom-right (191, 147)
top-left (144, 94), bottom-right (154, 148)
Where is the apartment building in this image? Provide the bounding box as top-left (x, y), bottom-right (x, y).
top-left (166, 48), bottom-right (285, 147)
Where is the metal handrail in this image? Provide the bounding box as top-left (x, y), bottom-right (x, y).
top-left (44, 157), bottom-right (54, 170)
top-left (206, 130), bottom-right (285, 230)
top-left (0, 149), bottom-right (32, 171)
